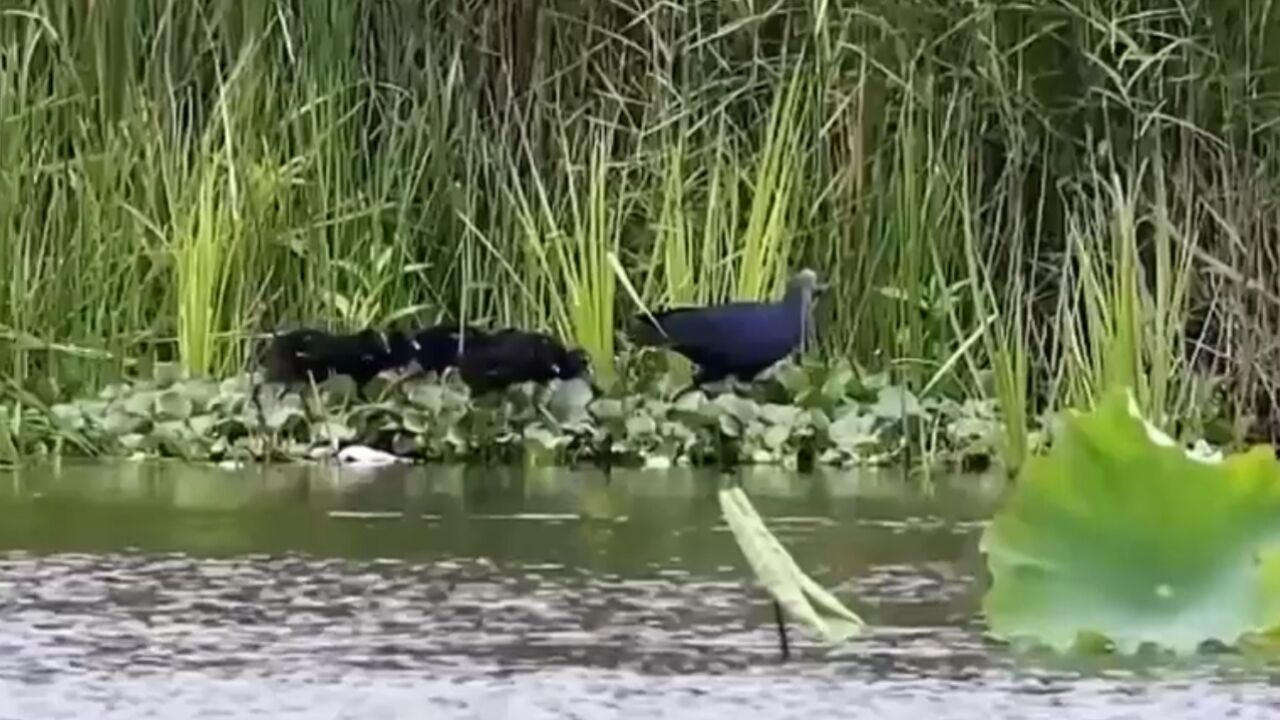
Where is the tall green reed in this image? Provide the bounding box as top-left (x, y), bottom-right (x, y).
top-left (2, 0), bottom-right (1278, 449)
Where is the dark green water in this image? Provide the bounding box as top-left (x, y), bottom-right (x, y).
top-left (0, 461), bottom-right (1275, 718)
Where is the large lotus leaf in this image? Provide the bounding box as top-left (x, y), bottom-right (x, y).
top-left (981, 387), bottom-right (1280, 654)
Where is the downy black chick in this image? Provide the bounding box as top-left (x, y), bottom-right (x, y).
top-left (457, 328), bottom-right (592, 395)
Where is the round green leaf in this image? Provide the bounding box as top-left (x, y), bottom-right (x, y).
top-left (590, 398), bottom-right (625, 421)
top-left (153, 361), bottom-right (184, 387)
top-left (827, 409), bottom-right (877, 451)
top-left (549, 378), bottom-right (594, 425)
top-left (762, 424), bottom-right (791, 450)
top-left (122, 391), bottom-right (157, 417)
top-left (155, 390), bottom-right (194, 421)
top-left (981, 388), bottom-right (1280, 654)
top-left (313, 420), bottom-right (355, 444)
top-left (760, 403), bottom-right (801, 428)
top-left (625, 414), bottom-right (657, 438)
top-left (408, 384), bottom-right (445, 413)
top-left (870, 385), bottom-right (922, 419)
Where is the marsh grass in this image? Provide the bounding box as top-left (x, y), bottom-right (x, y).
top-left (3, 0), bottom-right (1280, 455)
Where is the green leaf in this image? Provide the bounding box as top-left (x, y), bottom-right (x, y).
top-left (153, 362), bottom-right (184, 387)
top-left (625, 413), bottom-right (657, 438)
top-left (117, 433), bottom-right (149, 452)
top-left (715, 394), bottom-right (759, 424)
top-left (264, 405), bottom-right (306, 432)
top-left (762, 424), bottom-right (791, 450)
top-left (408, 384), bottom-right (445, 413)
top-left (402, 408), bottom-right (431, 434)
top-left (548, 378), bottom-right (594, 425)
top-left (981, 387), bottom-right (1280, 654)
top-left (180, 379), bottom-right (220, 411)
top-left (188, 414), bottom-right (218, 437)
top-left (99, 411), bottom-right (144, 437)
top-left (827, 409), bottom-right (877, 451)
top-left (322, 375), bottom-right (357, 403)
top-left (760, 403), bottom-right (801, 428)
top-left (0, 407), bottom-right (17, 465)
top-left (122, 391), bottom-right (157, 417)
top-left (590, 398), bottom-right (625, 421)
top-left (719, 486), bottom-right (865, 644)
top-left (870, 386), bottom-right (922, 419)
top-left (154, 390), bottom-right (194, 421)
top-left (313, 420), bottom-right (355, 444)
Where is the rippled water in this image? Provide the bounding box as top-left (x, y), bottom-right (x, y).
top-left (0, 461), bottom-right (1278, 718)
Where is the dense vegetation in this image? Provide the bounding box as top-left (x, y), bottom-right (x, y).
top-left (3, 0), bottom-right (1280, 470)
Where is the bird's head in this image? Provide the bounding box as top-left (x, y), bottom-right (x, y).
top-left (552, 347), bottom-right (590, 380)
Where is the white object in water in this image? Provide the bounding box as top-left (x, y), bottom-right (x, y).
top-left (335, 444), bottom-right (408, 467)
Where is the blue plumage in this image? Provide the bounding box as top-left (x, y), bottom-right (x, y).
top-left (630, 269), bottom-right (827, 389)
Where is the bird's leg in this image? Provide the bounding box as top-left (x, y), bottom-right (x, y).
top-left (773, 599), bottom-right (791, 662)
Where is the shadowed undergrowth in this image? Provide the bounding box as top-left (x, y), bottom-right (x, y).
top-left (3, 360), bottom-right (1007, 471)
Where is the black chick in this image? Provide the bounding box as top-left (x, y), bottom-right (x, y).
top-left (259, 327), bottom-right (418, 399)
top-left (411, 323), bottom-right (490, 376)
top-left (457, 329), bottom-right (592, 395)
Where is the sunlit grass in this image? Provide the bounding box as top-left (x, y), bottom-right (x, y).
top-left (0, 0), bottom-right (1277, 453)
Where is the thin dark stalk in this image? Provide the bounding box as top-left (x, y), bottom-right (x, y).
top-left (773, 599), bottom-right (790, 662)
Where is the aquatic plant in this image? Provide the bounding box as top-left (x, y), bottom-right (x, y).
top-left (981, 387), bottom-right (1280, 654)
top-left (9, 360), bottom-right (1006, 470)
top-left (719, 485), bottom-right (865, 659)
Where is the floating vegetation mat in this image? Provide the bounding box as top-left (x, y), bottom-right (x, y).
top-left (1, 361), bottom-right (1007, 468)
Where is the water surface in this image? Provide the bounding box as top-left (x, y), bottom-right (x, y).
top-left (0, 461), bottom-right (1276, 718)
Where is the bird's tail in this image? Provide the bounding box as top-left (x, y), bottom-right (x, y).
top-left (628, 313), bottom-right (671, 348)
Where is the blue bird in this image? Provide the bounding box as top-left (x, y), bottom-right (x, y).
top-left (629, 268), bottom-right (828, 394)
